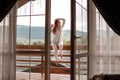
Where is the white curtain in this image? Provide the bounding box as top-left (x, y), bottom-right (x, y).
top-left (93, 12), bottom-right (120, 75)
top-left (0, 4), bottom-right (16, 80)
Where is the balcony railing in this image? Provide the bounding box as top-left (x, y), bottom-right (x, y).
top-left (16, 45), bottom-right (87, 74)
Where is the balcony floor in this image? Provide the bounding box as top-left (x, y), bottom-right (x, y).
top-left (16, 72), bottom-right (70, 80)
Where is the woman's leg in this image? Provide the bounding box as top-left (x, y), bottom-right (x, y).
top-left (52, 43), bottom-right (58, 60)
top-left (58, 42), bottom-right (63, 59)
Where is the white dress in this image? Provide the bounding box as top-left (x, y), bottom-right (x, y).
top-left (51, 25), bottom-right (64, 60)
top-left (52, 26), bottom-right (63, 46)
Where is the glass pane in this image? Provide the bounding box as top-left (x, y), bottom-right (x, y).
top-left (50, 0), bottom-right (70, 80)
top-left (16, 15), bottom-right (30, 80)
top-left (76, 57), bottom-right (88, 80)
top-left (76, 4), bottom-right (82, 37)
top-left (17, 2), bottom-right (30, 15)
top-left (75, 0), bottom-right (88, 80)
top-left (76, 1), bottom-right (88, 54)
top-left (16, 17), bottom-right (30, 45)
top-left (31, 0), bottom-right (45, 15)
top-left (30, 15), bottom-right (45, 79)
top-left (76, 0), bottom-right (87, 12)
top-left (16, 0), bottom-right (45, 80)
top-left (31, 16), bottom-right (45, 47)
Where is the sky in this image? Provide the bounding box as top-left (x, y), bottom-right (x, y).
top-left (17, 0), bottom-right (87, 32)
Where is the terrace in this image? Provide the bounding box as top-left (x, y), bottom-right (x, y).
top-left (16, 45), bottom-right (87, 80)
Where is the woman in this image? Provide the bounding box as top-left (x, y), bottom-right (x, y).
top-left (51, 18), bottom-right (65, 61)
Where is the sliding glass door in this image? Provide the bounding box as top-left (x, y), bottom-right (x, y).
top-left (75, 0), bottom-right (88, 80)
top-left (16, 0), bottom-right (88, 80)
top-left (71, 0), bottom-right (88, 80)
top-left (16, 0), bottom-right (46, 80)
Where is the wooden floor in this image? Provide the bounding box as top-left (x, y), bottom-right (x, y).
top-left (16, 72), bottom-right (87, 80)
top-left (16, 72), bottom-right (70, 80)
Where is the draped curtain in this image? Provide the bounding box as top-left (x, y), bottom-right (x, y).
top-left (0, 5), bottom-right (16, 80)
top-left (0, 0), bottom-right (17, 22)
top-left (93, 12), bottom-right (120, 75)
top-left (93, 0), bottom-right (120, 36)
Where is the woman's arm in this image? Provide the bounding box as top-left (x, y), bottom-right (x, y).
top-left (50, 24), bottom-right (54, 32)
top-left (57, 18), bottom-right (65, 27)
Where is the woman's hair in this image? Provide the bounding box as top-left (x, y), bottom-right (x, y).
top-left (53, 19), bottom-right (60, 34)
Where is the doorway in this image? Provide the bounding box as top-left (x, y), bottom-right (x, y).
top-left (16, 0), bottom-right (88, 80)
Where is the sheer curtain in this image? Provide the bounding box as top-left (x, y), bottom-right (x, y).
top-left (0, 4), bottom-right (16, 80)
top-left (89, 1), bottom-right (120, 79)
top-left (94, 12), bottom-right (120, 75)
